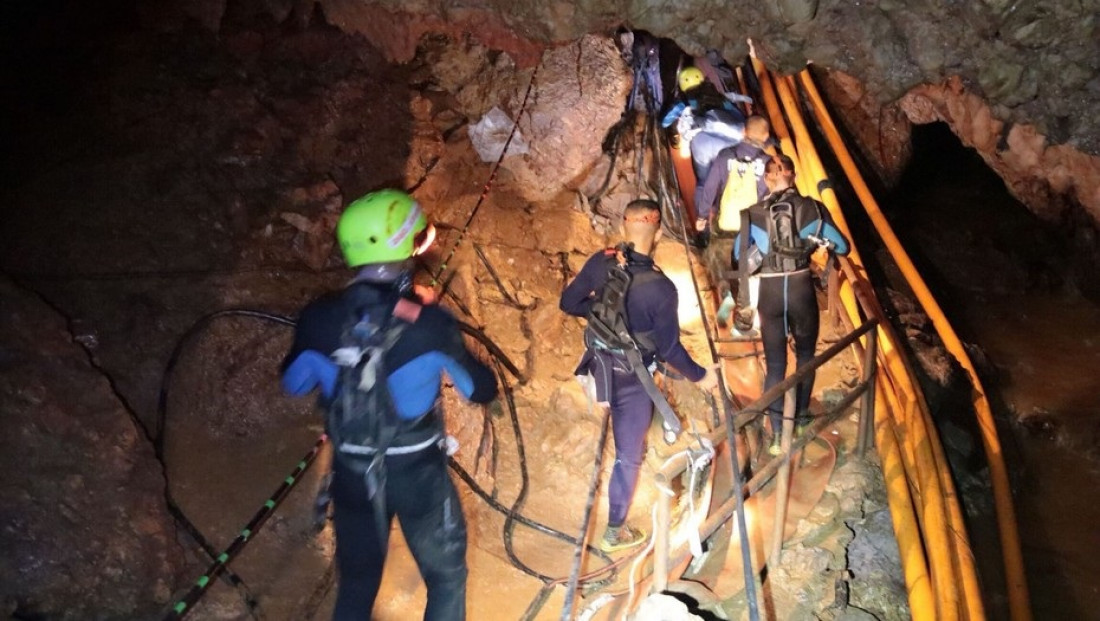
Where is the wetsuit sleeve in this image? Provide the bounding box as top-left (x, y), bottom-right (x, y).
top-left (697, 150), bottom-right (732, 221)
top-left (648, 279), bottom-right (706, 382)
top-left (661, 101), bottom-right (687, 128)
top-left (559, 252), bottom-right (606, 318)
top-left (799, 199), bottom-right (850, 255)
top-left (280, 295), bottom-right (342, 399)
top-left (429, 309), bottom-right (498, 404)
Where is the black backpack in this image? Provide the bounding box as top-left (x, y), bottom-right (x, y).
top-left (582, 243), bottom-right (683, 435)
top-left (763, 191), bottom-right (822, 273)
top-left (327, 299), bottom-right (409, 462)
top-left (583, 243), bottom-right (661, 354)
top-left (320, 287), bottom-right (436, 541)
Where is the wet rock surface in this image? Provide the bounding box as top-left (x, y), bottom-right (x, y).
top-left (0, 277), bottom-right (184, 619)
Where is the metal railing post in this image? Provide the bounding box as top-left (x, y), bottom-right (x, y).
top-left (770, 387), bottom-right (798, 562)
top-left (653, 484), bottom-right (672, 594)
top-left (828, 258), bottom-right (840, 332)
top-left (857, 328), bottom-right (878, 457)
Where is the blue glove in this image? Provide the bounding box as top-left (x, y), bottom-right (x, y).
top-left (282, 350), bottom-right (338, 399)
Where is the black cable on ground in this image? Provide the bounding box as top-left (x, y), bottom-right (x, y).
top-left (560, 405), bottom-right (612, 619)
top-left (158, 307), bottom-right (619, 618)
top-left (156, 309), bottom-right (298, 611)
top-left (164, 435), bottom-right (326, 620)
top-left (456, 320), bottom-right (525, 382)
top-left (455, 328), bottom-right (620, 597)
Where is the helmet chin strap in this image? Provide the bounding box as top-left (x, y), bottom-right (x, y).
top-left (353, 260), bottom-right (415, 294)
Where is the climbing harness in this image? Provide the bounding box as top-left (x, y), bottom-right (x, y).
top-left (583, 242), bottom-right (684, 437)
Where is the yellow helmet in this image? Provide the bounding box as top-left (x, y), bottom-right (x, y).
top-left (678, 67), bottom-right (705, 92)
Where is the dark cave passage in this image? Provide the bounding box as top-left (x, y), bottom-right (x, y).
top-left (877, 121), bottom-right (1100, 619)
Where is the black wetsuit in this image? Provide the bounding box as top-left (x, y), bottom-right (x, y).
top-left (282, 277), bottom-right (497, 621)
top-left (734, 189), bottom-right (849, 433)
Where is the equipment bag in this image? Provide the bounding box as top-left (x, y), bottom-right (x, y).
top-left (327, 299), bottom-right (410, 543)
top-left (763, 191), bottom-right (822, 273)
top-left (328, 303), bottom-right (408, 456)
top-left (583, 243), bottom-right (683, 435)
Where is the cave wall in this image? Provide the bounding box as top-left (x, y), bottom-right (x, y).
top-left (166, 0), bottom-right (1100, 154)
top-left (820, 67), bottom-right (1100, 295)
top-left (0, 278), bottom-right (183, 619)
top-left (154, 0), bottom-right (1100, 233)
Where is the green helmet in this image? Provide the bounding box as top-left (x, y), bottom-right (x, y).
top-left (336, 189), bottom-right (430, 267)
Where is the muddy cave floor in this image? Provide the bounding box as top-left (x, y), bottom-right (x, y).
top-left (6, 15), bottom-right (1099, 621)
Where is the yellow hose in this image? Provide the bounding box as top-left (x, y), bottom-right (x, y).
top-left (875, 391), bottom-right (938, 618)
top-left (750, 57), bottom-right (815, 198)
top-left (798, 68), bottom-right (1030, 621)
top-left (778, 69), bottom-right (991, 621)
top-left (767, 63), bottom-right (993, 619)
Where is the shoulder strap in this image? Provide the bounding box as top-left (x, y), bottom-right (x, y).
top-left (737, 208), bottom-right (753, 309)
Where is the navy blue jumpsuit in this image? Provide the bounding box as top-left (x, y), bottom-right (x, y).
top-left (560, 248), bottom-right (706, 527)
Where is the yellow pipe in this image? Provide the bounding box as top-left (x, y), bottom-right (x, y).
top-left (798, 68), bottom-right (1030, 621)
top-left (775, 70), bottom-right (971, 620)
top-left (754, 57), bottom-right (987, 619)
top-left (750, 57), bottom-right (815, 198)
top-left (875, 393), bottom-right (938, 620)
top-left (833, 253), bottom-right (981, 621)
top-left (877, 357), bottom-right (961, 620)
top-left (833, 306), bottom-right (938, 620)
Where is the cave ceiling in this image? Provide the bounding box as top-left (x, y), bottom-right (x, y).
top-left (174, 0), bottom-right (1100, 155)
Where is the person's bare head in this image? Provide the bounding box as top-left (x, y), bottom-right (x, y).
top-left (744, 116), bottom-right (771, 146)
top-left (620, 199), bottom-right (663, 254)
top-left (763, 154), bottom-right (796, 193)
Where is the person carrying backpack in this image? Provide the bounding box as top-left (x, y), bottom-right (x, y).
top-left (281, 189), bottom-right (498, 621)
top-left (560, 199), bottom-right (718, 552)
top-left (732, 156), bottom-right (849, 455)
top-left (695, 116), bottom-right (774, 332)
top-left (661, 66), bottom-right (751, 195)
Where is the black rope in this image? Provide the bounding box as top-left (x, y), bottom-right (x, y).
top-left (164, 436), bottom-right (326, 620)
top-left (430, 66), bottom-right (540, 289)
top-left (559, 406), bottom-right (612, 619)
top-left (156, 309), bottom-right (298, 612)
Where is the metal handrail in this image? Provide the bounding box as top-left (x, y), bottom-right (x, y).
top-left (650, 317), bottom-right (879, 594)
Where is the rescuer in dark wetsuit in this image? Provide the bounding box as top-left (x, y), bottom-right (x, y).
top-left (560, 198), bottom-right (718, 551)
top-left (281, 189), bottom-right (497, 620)
top-left (733, 156), bottom-right (849, 454)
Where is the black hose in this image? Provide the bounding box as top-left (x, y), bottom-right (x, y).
top-left (560, 406), bottom-right (612, 619)
top-left (456, 321), bottom-right (525, 383)
top-left (157, 307), bottom-right (617, 617)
